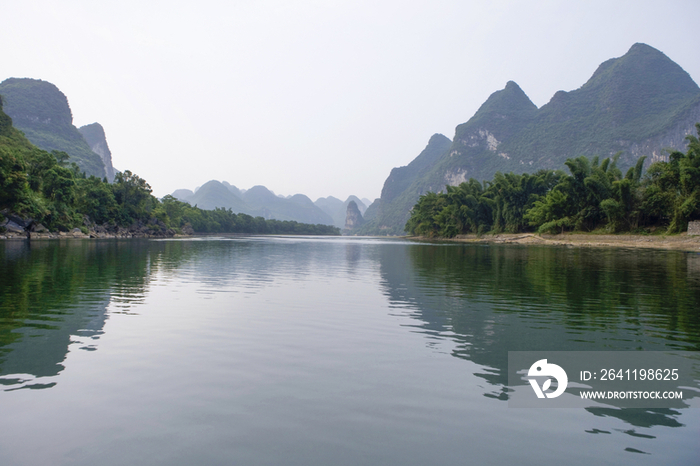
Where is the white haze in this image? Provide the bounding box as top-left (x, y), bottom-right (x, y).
top-left (2, 0), bottom-right (699, 202)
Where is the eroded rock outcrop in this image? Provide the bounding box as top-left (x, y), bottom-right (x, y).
top-left (79, 123), bottom-right (117, 181)
top-left (343, 200), bottom-right (365, 233)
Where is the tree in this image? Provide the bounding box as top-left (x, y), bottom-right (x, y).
top-left (0, 146), bottom-right (29, 209)
top-left (642, 124), bottom-right (700, 232)
top-left (405, 192), bottom-right (447, 237)
top-left (111, 170), bottom-right (154, 223)
top-left (76, 176), bottom-right (119, 224)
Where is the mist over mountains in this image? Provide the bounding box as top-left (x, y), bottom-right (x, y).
top-left (359, 43), bottom-right (700, 235)
top-left (171, 181), bottom-right (368, 229)
top-left (3, 43), bottom-right (697, 235)
top-left (0, 77), bottom-right (367, 229)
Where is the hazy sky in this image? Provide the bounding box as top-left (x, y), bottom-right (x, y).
top-left (3, 1), bottom-right (699, 201)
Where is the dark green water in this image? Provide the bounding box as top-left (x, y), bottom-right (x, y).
top-left (0, 237), bottom-right (698, 465)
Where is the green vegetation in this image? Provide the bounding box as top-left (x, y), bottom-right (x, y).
top-left (369, 44), bottom-right (700, 234)
top-left (356, 134), bottom-right (452, 236)
top-left (0, 102), bottom-right (339, 236)
top-left (405, 125), bottom-right (700, 237)
top-left (160, 195), bottom-right (340, 235)
top-left (0, 78), bottom-right (106, 178)
top-left (642, 128), bottom-right (700, 232)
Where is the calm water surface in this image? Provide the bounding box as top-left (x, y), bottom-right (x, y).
top-left (0, 237), bottom-right (699, 465)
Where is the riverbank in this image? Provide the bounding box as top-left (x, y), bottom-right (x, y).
top-left (409, 232), bottom-right (700, 252)
top-left (0, 212), bottom-right (178, 240)
top-left (0, 229), bottom-right (179, 240)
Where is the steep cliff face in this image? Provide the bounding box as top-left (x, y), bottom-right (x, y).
top-left (79, 123), bottom-right (117, 181)
top-left (356, 133), bottom-right (451, 235)
top-left (0, 78), bottom-right (107, 178)
top-left (433, 80), bottom-right (537, 188)
top-left (315, 196), bottom-right (368, 229)
top-left (381, 134), bottom-right (453, 203)
top-left (369, 43), bottom-right (700, 234)
top-left (343, 200), bottom-right (364, 232)
top-left (0, 96), bottom-right (12, 137)
top-left (620, 96), bottom-right (700, 163)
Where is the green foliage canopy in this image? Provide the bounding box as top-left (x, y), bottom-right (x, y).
top-left (406, 125), bottom-right (700, 237)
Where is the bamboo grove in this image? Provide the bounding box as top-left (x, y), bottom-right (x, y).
top-left (405, 124), bottom-right (700, 237)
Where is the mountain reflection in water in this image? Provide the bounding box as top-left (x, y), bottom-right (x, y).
top-left (0, 237), bottom-right (698, 465)
top-left (378, 243), bottom-right (700, 429)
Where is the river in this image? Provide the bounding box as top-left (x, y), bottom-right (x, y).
top-left (0, 237), bottom-right (698, 465)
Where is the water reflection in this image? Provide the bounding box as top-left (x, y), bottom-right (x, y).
top-left (0, 240), bottom-right (155, 389)
top-left (153, 236), bottom-right (374, 290)
top-left (378, 242), bottom-right (700, 429)
top-left (0, 237), bottom-right (382, 390)
top-left (1, 237), bottom-right (698, 463)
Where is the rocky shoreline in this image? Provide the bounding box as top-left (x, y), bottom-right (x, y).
top-left (0, 211), bottom-right (188, 240)
top-left (410, 232), bottom-right (700, 252)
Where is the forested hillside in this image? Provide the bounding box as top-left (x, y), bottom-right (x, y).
top-left (0, 78), bottom-right (107, 178)
top-left (405, 125), bottom-right (700, 237)
top-left (0, 100), bottom-right (339, 237)
top-left (364, 44), bottom-right (700, 234)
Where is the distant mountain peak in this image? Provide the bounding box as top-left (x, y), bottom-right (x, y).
top-left (221, 181), bottom-right (241, 197)
top-left (504, 80), bottom-right (523, 92)
top-left (428, 133), bottom-right (450, 145)
top-left (0, 78), bottom-right (73, 128)
top-left (475, 81), bottom-right (536, 115)
top-left (186, 180), bottom-right (248, 212)
top-left (172, 181), bottom-right (337, 225)
top-left (581, 42), bottom-right (698, 96)
top-left (344, 200), bottom-right (364, 231)
top-left (362, 43), bottom-right (700, 235)
top-left (456, 81), bottom-right (537, 142)
top-left (629, 42), bottom-right (658, 53)
top-left (244, 185), bottom-right (277, 202)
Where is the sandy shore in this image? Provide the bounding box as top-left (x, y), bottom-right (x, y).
top-left (410, 233), bottom-right (700, 252)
